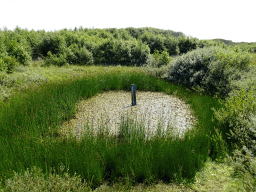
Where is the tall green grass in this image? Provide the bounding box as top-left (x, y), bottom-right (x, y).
top-left (0, 67), bottom-right (224, 188)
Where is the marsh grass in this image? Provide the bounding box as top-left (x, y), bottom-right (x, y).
top-left (0, 66), bottom-right (224, 189)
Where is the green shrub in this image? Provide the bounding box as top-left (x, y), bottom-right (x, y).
top-left (76, 47), bottom-right (93, 65)
top-left (95, 39), bottom-right (150, 66)
top-left (167, 47), bottom-right (252, 98)
top-left (214, 89), bottom-right (256, 151)
top-left (45, 52), bottom-right (68, 66)
top-left (177, 36), bottom-right (198, 54)
top-left (96, 39), bottom-right (132, 64)
top-left (0, 55), bottom-right (19, 73)
top-left (163, 36), bottom-right (180, 56)
top-left (130, 41), bottom-right (150, 65)
top-left (146, 50), bottom-right (172, 68)
top-left (11, 45), bottom-right (32, 65)
top-left (1, 166), bottom-right (90, 191)
top-left (2, 36), bottom-right (32, 66)
top-left (39, 33), bottom-right (66, 57)
top-left (65, 44), bottom-right (93, 65)
top-left (230, 147), bottom-right (256, 191)
top-left (1, 30), bottom-right (32, 65)
top-left (214, 46), bottom-right (252, 70)
top-left (139, 32), bottom-right (166, 53)
top-left (167, 47), bottom-right (228, 97)
top-left (25, 29), bottom-right (45, 60)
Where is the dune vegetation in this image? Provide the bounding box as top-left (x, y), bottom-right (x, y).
top-left (0, 27), bottom-right (256, 191)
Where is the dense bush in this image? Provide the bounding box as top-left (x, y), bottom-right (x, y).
top-left (167, 47), bottom-right (252, 98)
top-left (214, 46), bottom-right (252, 70)
top-left (125, 27), bottom-right (185, 39)
top-left (214, 89), bottom-right (256, 151)
top-left (25, 29), bottom-right (45, 59)
top-left (0, 55), bottom-right (19, 73)
top-left (65, 44), bottom-right (94, 65)
top-left (163, 36), bottom-right (180, 55)
top-left (45, 52), bottom-right (67, 66)
top-left (177, 36), bottom-right (198, 54)
top-left (211, 54), bottom-right (256, 191)
top-left (146, 50), bottom-right (172, 68)
top-left (10, 45), bottom-right (32, 65)
top-left (63, 30), bottom-right (98, 51)
top-left (95, 39), bottom-right (150, 65)
top-left (0, 31), bottom-right (32, 66)
top-left (129, 40), bottom-right (150, 65)
top-left (228, 146), bottom-right (256, 191)
top-left (106, 28), bottom-right (132, 40)
top-left (39, 33), bottom-right (67, 57)
top-left (139, 32), bottom-right (166, 53)
top-left (168, 47), bottom-right (227, 97)
top-left (0, 39), bottom-right (20, 72)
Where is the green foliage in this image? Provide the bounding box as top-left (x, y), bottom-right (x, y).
top-left (130, 41), bottom-right (150, 65)
top-left (39, 33), bottom-right (67, 57)
top-left (25, 29), bottom-right (45, 59)
top-left (214, 89), bottom-right (256, 151)
top-left (125, 27), bottom-right (185, 39)
top-left (1, 26), bottom-right (254, 69)
top-left (45, 52), bottom-right (68, 66)
top-left (10, 45), bottom-right (32, 65)
top-left (106, 28), bottom-right (132, 40)
top-left (65, 44), bottom-right (94, 65)
top-left (1, 26), bottom-right (234, 68)
top-left (140, 32), bottom-right (166, 53)
top-left (0, 33), bottom-right (32, 66)
top-left (177, 36), bottom-right (198, 54)
top-left (0, 57), bottom-right (7, 72)
top-left (230, 147), bottom-right (256, 191)
top-left (146, 50), bottom-right (172, 68)
top-left (167, 47), bottom-right (252, 98)
top-left (63, 30), bottom-right (98, 51)
top-left (95, 39), bottom-right (150, 65)
top-left (163, 36), bottom-right (180, 55)
top-left (167, 47), bottom-right (226, 97)
top-left (196, 39), bottom-right (227, 49)
top-left (1, 165), bottom-right (90, 191)
top-left (214, 46), bottom-right (252, 70)
top-left (0, 55), bottom-right (19, 73)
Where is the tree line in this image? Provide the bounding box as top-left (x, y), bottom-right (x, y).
top-left (1, 26), bottom-right (255, 72)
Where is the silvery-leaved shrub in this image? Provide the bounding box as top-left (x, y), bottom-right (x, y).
top-left (167, 47), bottom-right (252, 98)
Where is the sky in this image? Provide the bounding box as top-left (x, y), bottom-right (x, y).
top-left (0, 0), bottom-right (255, 43)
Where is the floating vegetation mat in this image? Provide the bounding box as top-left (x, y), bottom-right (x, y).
top-left (60, 91), bottom-right (198, 139)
